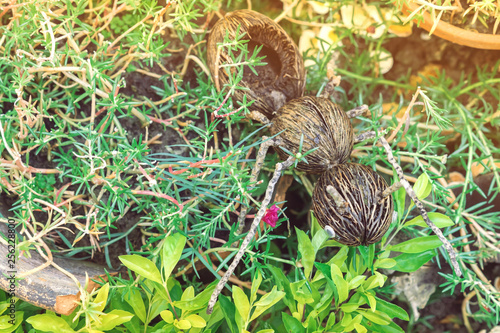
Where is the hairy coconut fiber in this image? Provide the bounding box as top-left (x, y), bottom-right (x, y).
top-left (207, 9), bottom-right (305, 118)
top-left (270, 96), bottom-right (354, 174)
top-left (312, 163), bottom-right (394, 246)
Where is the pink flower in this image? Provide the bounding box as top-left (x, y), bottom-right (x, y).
top-left (262, 205), bottom-right (279, 228)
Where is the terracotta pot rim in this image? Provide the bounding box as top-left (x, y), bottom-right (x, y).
top-left (403, 3), bottom-right (500, 50)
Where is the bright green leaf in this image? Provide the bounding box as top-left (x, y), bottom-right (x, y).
top-left (374, 296), bottom-right (409, 321)
top-left (296, 227), bottom-right (315, 278)
top-left (413, 173), bottom-right (432, 201)
top-left (267, 266), bottom-right (294, 312)
top-left (174, 281), bottom-right (217, 312)
top-left (326, 313), bottom-right (336, 329)
top-left (328, 246), bottom-right (348, 269)
top-left (358, 309), bottom-right (391, 325)
top-left (181, 286), bottom-right (195, 301)
top-left (186, 314), bottom-right (206, 328)
top-left (252, 287), bottom-right (284, 308)
top-left (161, 233), bottom-right (186, 281)
top-left (312, 228), bottom-right (329, 255)
top-left (366, 293), bottom-right (376, 312)
top-left (290, 280), bottom-right (314, 304)
top-left (354, 322), bottom-right (368, 333)
top-left (363, 272), bottom-right (386, 290)
top-left (160, 310), bottom-right (174, 324)
top-left (331, 264), bottom-right (348, 303)
top-left (179, 286), bottom-right (194, 318)
top-left (0, 315), bottom-right (10, 330)
top-left (174, 319), bottom-right (191, 330)
top-left (124, 288), bottom-right (146, 323)
top-left (250, 270), bottom-right (263, 304)
top-left (341, 313), bottom-right (352, 326)
top-left (93, 283), bottom-right (109, 313)
top-left (96, 309), bottom-right (134, 331)
top-left (148, 280), bottom-right (170, 303)
top-left (348, 275), bottom-right (366, 289)
top-left (404, 212), bottom-right (454, 228)
top-left (389, 236), bottom-right (442, 253)
top-left (0, 311), bottom-right (23, 333)
top-left (0, 303), bottom-right (9, 316)
top-left (250, 287), bottom-right (285, 321)
top-left (343, 313), bottom-right (362, 331)
top-left (392, 251), bottom-right (436, 273)
top-left (362, 319), bottom-right (406, 333)
top-left (27, 314), bottom-right (75, 333)
top-left (374, 258), bottom-right (396, 269)
top-left (340, 303), bottom-right (359, 313)
top-left (313, 283), bottom-right (335, 315)
top-left (394, 185), bottom-right (406, 223)
top-left (119, 255), bottom-right (162, 284)
top-left (339, 291), bottom-right (365, 314)
top-left (219, 295), bottom-right (238, 333)
top-left (307, 314), bottom-right (318, 331)
top-left (233, 286), bottom-right (250, 321)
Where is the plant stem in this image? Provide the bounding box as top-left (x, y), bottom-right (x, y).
top-left (378, 136), bottom-right (462, 276)
top-left (236, 136), bottom-right (275, 234)
top-left (207, 156), bottom-right (295, 314)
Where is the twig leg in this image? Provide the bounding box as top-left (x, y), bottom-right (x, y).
top-left (236, 136), bottom-right (280, 234)
top-left (354, 130), bottom-right (377, 144)
top-left (319, 75), bottom-right (341, 99)
top-left (247, 111), bottom-right (271, 125)
top-left (207, 156), bottom-right (295, 314)
top-left (377, 181), bottom-right (403, 202)
top-left (378, 136), bottom-right (462, 276)
top-left (346, 104), bottom-right (369, 119)
top-left (326, 185), bottom-right (348, 215)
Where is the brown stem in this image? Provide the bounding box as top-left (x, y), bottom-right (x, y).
top-left (461, 290), bottom-right (476, 333)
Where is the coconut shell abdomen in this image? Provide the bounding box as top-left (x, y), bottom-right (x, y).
top-left (269, 96), bottom-right (354, 174)
top-left (312, 163), bottom-right (394, 246)
top-left (207, 9), bottom-right (305, 118)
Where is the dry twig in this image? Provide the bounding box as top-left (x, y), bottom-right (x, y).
top-left (378, 136), bottom-right (462, 276)
top-left (207, 154), bottom-right (295, 314)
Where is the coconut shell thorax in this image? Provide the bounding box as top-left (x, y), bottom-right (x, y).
top-left (207, 9), bottom-right (305, 118)
top-left (312, 163), bottom-right (394, 246)
top-left (269, 96), bottom-right (354, 174)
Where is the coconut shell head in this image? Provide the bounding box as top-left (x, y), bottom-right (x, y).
top-left (269, 96), bottom-right (354, 174)
top-left (207, 9), bottom-right (305, 118)
top-left (312, 163), bottom-right (394, 246)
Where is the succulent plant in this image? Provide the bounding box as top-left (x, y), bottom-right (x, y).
top-left (269, 96), bottom-right (354, 174)
top-left (312, 163), bottom-right (394, 246)
top-left (207, 9), bottom-right (306, 118)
